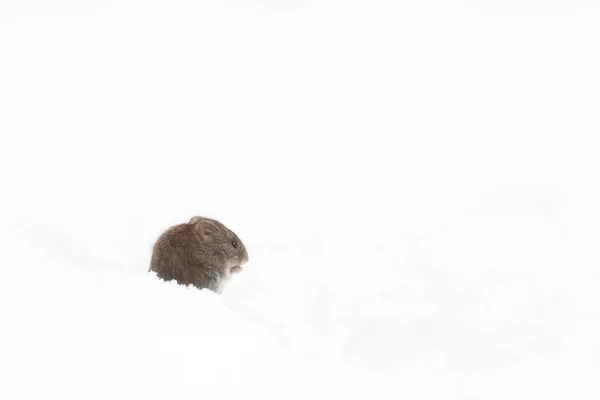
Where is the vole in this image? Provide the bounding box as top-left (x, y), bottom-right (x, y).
top-left (149, 216), bottom-right (249, 293)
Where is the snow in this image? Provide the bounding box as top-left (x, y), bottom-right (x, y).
top-left (1, 1), bottom-right (599, 399)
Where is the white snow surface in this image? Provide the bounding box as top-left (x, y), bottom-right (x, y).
top-left (1, 1), bottom-right (599, 399)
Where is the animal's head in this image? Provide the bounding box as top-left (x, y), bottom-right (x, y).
top-left (189, 216), bottom-right (249, 274)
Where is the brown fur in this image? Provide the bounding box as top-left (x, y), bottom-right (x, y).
top-left (149, 216), bottom-right (249, 293)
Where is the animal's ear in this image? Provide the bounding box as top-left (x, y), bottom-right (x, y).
top-left (189, 216), bottom-right (203, 225)
top-left (190, 217), bottom-right (219, 241)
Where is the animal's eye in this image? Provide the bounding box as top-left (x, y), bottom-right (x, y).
top-left (232, 241), bottom-right (238, 248)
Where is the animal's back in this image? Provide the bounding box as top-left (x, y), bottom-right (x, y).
top-left (149, 224), bottom-right (217, 290)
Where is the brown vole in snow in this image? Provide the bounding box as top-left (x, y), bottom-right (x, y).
top-left (149, 216), bottom-right (249, 293)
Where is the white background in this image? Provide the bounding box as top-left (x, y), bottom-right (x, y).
top-left (1, 1), bottom-right (599, 399)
